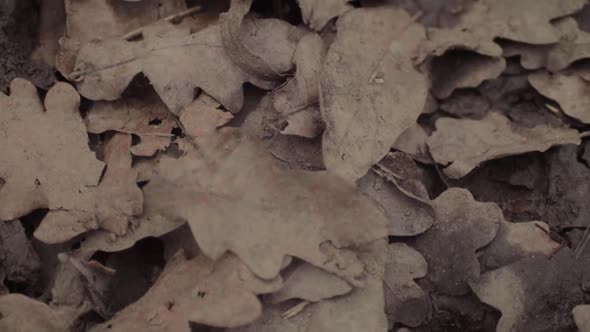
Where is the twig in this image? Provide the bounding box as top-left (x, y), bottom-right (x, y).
top-left (282, 301), bottom-right (310, 319)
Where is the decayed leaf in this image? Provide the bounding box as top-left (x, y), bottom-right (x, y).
top-left (273, 33), bottom-right (327, 138)
top-left (85, 92), bottom-right (176, 156)
top-left (266, 262), bottom-right (352, 303)
top-left (430, 51), bottom-right (506, 99)
top-left (479, 220), bottom-right (561, 270)
top-left (34, 133), bottom-right (143, 242)
top-left (220, 0), bottom-right (302, 88)
top-left (0, 80), bottom-right (105, 239)
top-left (411, 188), bottom-right (501, 295)
top-left (0, 220), bottom-right (40, 285)
top-left (90, 251), bottom-right (282, 331)
top-left (422, 0), bottom-right (586, 59)
top-left (141, 98), bottom-right (387, 280)
top-left (502, 18), bottom-right (590, 71)
top-left (470, 249), bottom-right (590, 332)
top-left (427, 112), bottom-right (583, 178)
top-left (321, 8), bottom-right (428, 181)
top-left (574, 305), bottom-right (590, 332)
top-left (529, 71), bottom-right (590, 124)
top-left (297, 0), bottom-right (354, 31)
top-left (57, 0), bottom-right (188, 77)
top-left (0, 294), bottom-right (79, 332)
top-left (384, 243), bottom-right (428, 328)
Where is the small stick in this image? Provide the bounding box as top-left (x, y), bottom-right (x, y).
top-left (282, 301), bottom-right (310, 319)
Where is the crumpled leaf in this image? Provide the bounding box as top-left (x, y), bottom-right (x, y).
top-left (34, 133), bottom-right (143, 243)
top-left (574, 305), bottom-right (590, 332)
top-left (422, 0), bottom-right (586, 59)
top-left (470, 248), bottom-right (590, 332)
top-left (384, 243), bottom-right (428, 328)
top-left (427, 112), bottom-right (583, 178)
top-left (74, 13), bottom-right (299, 115)
top-left (0, 294), bottom-right (80, 332)
top-left (502, 18), bottom-right (590, 71)
top-left (266, 262), bottom-right (353, 303)
top-left (220, 0), bottom-right (302, 88)
top-left (430, 51), bottom-right (506, 99)
top-left (144, 97), bottom-right (387, 280)
top-left (58, 0), bottom-right (189, 77)
top-left (321, 8), bottom-right (428, 181)
top-left (297, 0), bottom-right (354, 31)
top-left (273, 33), bottom-right (327, 138)
top-left (0, 219), bottom-right (40, 286)
top-left (529, 71), bottom-right (590, 124)
top-left (90, 251), bottom-right (282, 331)
top-left (411, 188), bottom-right (501, 295)
top-left (479, 220), bottom-right (561, 270)
top-left (85, 92), bottom-right (177, 156)
top-left (0, 80), bottom-right (110, 241)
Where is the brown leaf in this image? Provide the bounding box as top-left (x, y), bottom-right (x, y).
top-left (297, 0), bottom-right (354, 30)
top-left (384, 243), bottom-right (428, 328)
top-left (266, 262), bottom-right (353, 303)
top-left (427, 112), bottom-right (583, 178)
top-left (90, 251), bottom-right (282, 331)
top-left (34, 133), bottom-right (143, 242)
top-left (0, 220), bottom-right (40, 286)
top-left (0, 294), bottom-right (79, 332)
top-left (529, 71), bottom-right (590, 124)
top-left (85, 92), bottom-right (177, 157)
top-left (320, 8), bottom-right (428, 181)
top-left (140, 98), bottom-right (387, 280)
top-left (410, 188), bottom-right (501, 295)
top-left (574, 305), bottom-right (590, 332)
top-left (30, 0), bottom-right (65, 67)
top-left (58, 0), bottom-right (189, 77)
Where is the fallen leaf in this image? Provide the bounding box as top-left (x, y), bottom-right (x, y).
top-left (30, 0), bottom-right (65, 67)
top-left (470, 248), bottom-right (590, 332)
top-left (266, 262), bottom-right (353, 303)
top-left (273, 33), bottom-right (327, 138)
top-left (33, 133), bottom-right (143, 242)
top-left (439, 89), bottom-right (490, 119)
top-left (297, 0), bottom-right (354, 30)
top-left (0, 79), bottom-right (105, 239)
top-left (85, 92), bottom-right (177, 156)
top-left (478, 220), bottom-right (561, 270)
top-left (90, 251), bottom-right (282, 331)
top-left (502, 18), bottom-right (590, 71)
top-left (0, 219), bottom-right (40, 286)
top-left (0, 294), bottom-right (79, 332)
top-left (141, 98), bottom-right (387, 280)
top-left (529, 71), bottom-right (590, 124)
top-left (574, 305), bottom-right (590, 332)
top-left (384, 243), bottom-right (428, 328)
top-left (427, 112), bottom-right (584, 178)
top-left (320, 8), bottom-right (428, 181)
top-left (411, 188), bottom-right (501, 295)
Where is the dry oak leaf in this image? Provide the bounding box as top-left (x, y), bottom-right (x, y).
top-left (479, 220), bottom-right (561, 270)
top-left (73, 17), bottom-right (294, 115)
top-left (410, 188), bottom-right (501, 295)
top-left (33, 133), bottom-right (143, 242)
top-left (470, 248), bottom-right (590, 332)
top-left (421, 0), bottom-right (587, 59)
top-left (529, 71), bottom-right (590, 124)
top-left (502, 18), bottom-right (590, 71)
top-left (0, 80), bottom-right (107, 241)
top-left (57, 0), bottom-right (189, 77)
top-left (574, 305), bottom-right (590, 332)
top-left (266, 261), bottom-right (353, 303)
top-left (220, 0), bottom-right (303, 88)
top-left (143, 98), bottom-right (388, 280)
top-left (384, 243), bottom-right (428, 328)
top-left (427, 112), bottom-right (584, 179)
top-left (0, 294), bottom-right (80, 332)
top-left (90, 251), bottom-right (282, 331)
top-left (321, 8), bottom-right (428, 182)
top-left (297, 0), bottom-right (354, 31)
top-left (273, 33), bottom-right (327, 138)
top-left (85, 93), bottom-right (176, 157)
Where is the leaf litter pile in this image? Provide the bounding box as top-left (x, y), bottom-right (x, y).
top-left (5, 0), bottom-right (590, 331)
